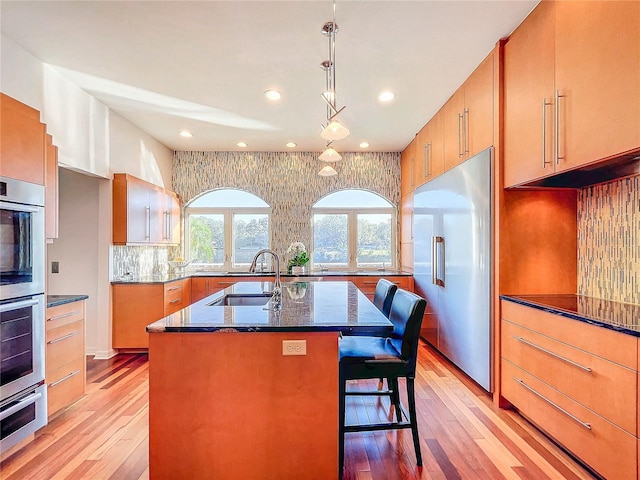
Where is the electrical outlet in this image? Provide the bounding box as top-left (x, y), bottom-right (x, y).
top-left (51, 261), bottom-right (59, 273)
top-left (282, 340), bottom-right (307, 356)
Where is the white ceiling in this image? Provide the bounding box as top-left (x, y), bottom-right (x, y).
top-left (1, 0), bottom-right (538, 153)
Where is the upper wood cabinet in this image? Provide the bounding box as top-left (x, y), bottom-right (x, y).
top-left (504, 0), bottom-right (640, 187)
top-left (443, 54), bottom-right (494, 171)
top-left (112, 173), bottom-right (181, 245)
top-left (414, 113), bottom-right (445, 187)
top-left (45, 134), bottom-right (59, 240)
top-left (400, 137), bottom-right (415, 197)
top-left (0, 93), bottom-right (46, 185)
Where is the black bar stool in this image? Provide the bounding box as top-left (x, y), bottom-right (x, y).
top-left (338, 288), bottom-right (427, 477)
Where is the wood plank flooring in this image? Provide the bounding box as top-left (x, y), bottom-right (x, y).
top-left (0, 342), bottom-right (597, 479)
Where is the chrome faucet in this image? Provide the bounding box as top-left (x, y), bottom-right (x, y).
top-left (249, 249), bottom-right (281, 300)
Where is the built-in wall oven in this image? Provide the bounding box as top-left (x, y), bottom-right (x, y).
top-left (0, 176), bottom-right (47, 453)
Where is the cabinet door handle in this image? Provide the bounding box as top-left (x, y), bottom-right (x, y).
top-left (410, 158), bottom-right (415, 188)
top-left (514, 377), bottom-right (591, 430)
top-left (463, 108), bottom-right (469, 155)
top-left (513, 335), bottom-right (592, 372)
top-left (554, 90), bottom-right (566, 165)
top-left (145, 206), bottom-right (151, 240)
top-left (48, 331), bottom-right (81, 344)
top-left (542, 98), bottom-right (553, 168)
top-left (457, 112), bottom-right (464, 157)
top-left (50, 370), bottom-right (81, 388)
top-left (48, 310), bottom-right (81, 321)
top-left (169, 298), bottom-right (182, 304)
top-left (424, 142), bottom-right (430, 178)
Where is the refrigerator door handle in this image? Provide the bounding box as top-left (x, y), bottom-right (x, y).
top-left (433, 236), bottom-right (445, 287)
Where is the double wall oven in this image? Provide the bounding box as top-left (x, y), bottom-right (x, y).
top-left (0, 176), bottom-right (47, 453)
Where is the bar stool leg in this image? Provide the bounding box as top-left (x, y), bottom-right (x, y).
top-left (406, 377), bottom-right (422, 466)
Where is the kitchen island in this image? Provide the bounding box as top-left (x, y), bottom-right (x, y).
top-left (146, 281), bottom-right (392, 480)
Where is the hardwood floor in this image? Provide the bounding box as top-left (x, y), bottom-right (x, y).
top-left (0, 342), bottom-right (597, 479)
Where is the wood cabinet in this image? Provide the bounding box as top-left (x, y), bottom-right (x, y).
top-left (191, 276), bottom-right (244, 303)
top-left (501, 300), bottom-right (638, 480)
top-left (414, 114), bottom-right (445, 187)
top-left (164, 279), bottom-right (191, 316)
top-left (45, 134), bottom-right (59, 240)
top-left (0, 93), bottom-right (46, 185)
top-left (112, 173), bottom-right (181, 245)
top-left (400, 137), bottom-right (415, 198)
top-left (443, 54), bottom-right (494, 171)
top-left (352, 275), bottom-right (414, 302)
top-left (46, 300), bottom-right (86, 418)
top-left (504, 0), bottom-right (640, 187)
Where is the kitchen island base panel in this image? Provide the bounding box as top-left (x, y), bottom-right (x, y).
top-left (149, 331), bottom-right (339, 480)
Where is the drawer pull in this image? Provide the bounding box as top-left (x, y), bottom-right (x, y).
top-left (50, 370), bottom-right (81, 388)
top-left (169, 298), bottom-right (182, 304)
top-left (48, 310), bottom-right (80, 321)
top-left (513, 336), bottom-right (592, 372)
top-left (47, 331), bottom-right (81, 344)
top-left (167, 286), bottom-right (181, 291)
top-left (219, 282), bottom-right (235, 285)
top-left (514, 377), bottom-right (591, 430)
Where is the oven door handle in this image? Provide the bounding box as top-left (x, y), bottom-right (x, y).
top-left (0, 391), bottom-right (43, 421)
top-left (0, 201), bottom-right (41, 214)
top-left (0, 298), bottom-right (39, 312)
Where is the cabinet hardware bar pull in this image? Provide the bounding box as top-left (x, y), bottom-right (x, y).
top-left (145, 206), bottom-right (150, 240)
top-left (169, 298), bottom-right (182, 304)
top-left (542, 98), bottom-right (552, 167)
top-left (463, 108), bottom-right (469, 154)
top-left (513, 336), bottom-right (592, 372)
top-left (431, 236), bottom-right (437, 285)
top-left (514, 377), bottom-right (591, 430)
top-left (0, 392), bottom-right (42, 421)
top-left (219, 282), bottom-right (235, 285)
top-left (50, 370), bottom-right (81, 388)
top-left (410, 158), bottom-right (414, 188)
top-left (47, 331), bottom-right (81, 344)
top-left (167, 286), bottom-right (180, 291)
top-left (424, 143), bottom-right (430, 178)
top-left (554, 90), bottom-right (566, 165)
top-left (48, 310), bottom-right (81, 321)
top-left (458, 113), bottom-right (464, 157)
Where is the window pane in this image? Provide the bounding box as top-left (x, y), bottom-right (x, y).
top-left (357, 214), bottom-right (392, 267)
top-left (189, 214), bottom-right (224, 265)
top-left (233, 214), bottom-right (269, 267)
top-left (313, 214), bottom-right (348, 267)
top-left (315, 190), bottom-right (392, 208)
top-left (189, 189), bottom-right (269, 208)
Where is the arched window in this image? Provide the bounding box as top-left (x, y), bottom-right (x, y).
top-left (185, 189), bottom-right (271, 271)
top-left (312, 190), bottom-right (396, 271)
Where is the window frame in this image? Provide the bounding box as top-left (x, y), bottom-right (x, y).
top-left (185, 202), bottom-right (271, 272)
top-left (311, 191), bottom-right (396, 272)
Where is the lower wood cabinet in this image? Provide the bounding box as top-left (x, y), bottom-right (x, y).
top-left (112, 278), bottom-right (191, 349)
top-left (501, 300), bottom-right (638, 480)
top-left (352, 275), bottom-right (414, 302)
top-left (46, 300), bottom-right (86, 418)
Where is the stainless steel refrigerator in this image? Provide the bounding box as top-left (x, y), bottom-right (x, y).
top-left (413, 147), bottom-right (492, 392)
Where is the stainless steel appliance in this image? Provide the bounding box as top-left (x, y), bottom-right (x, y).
top-left (0, 176), bottom-right (47, 453)
top-left (413, 148), bottom-right (492, 392)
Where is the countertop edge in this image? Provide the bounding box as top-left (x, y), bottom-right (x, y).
top-left (113, 271), bottom-right (413, 284)
top-left (500, 294), bottom-right (640, 338)
top-left (47, 294), bottom-right (89, 308)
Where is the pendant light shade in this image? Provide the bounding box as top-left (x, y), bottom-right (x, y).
top-left (318, 165), bottom-right (338, 177)
top-left (320, 120), bottom-right (350, 141)
top-left (319, 147), bottom-right (342, 162)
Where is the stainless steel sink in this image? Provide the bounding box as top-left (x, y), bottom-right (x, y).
top-left (208, 293), bottom-right (272, 307)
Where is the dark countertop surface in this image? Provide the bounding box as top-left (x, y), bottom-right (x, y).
top-left (501, 294), bottom-right (640, 337)
top-left (112, 269), bottom-right (412, 284)
top-left (147, 281), bottom-right (393, 334)
top-left (47, 294), bottom-right (89, 308)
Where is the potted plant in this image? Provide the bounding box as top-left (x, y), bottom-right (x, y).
top-left (286, 242), bottom-right (310, 275)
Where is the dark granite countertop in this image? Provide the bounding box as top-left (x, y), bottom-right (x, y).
top-left (501, 294), bottom-right (640, 337)
top-left (147, 281), bottom-right (393, 334)
top-left (47, 294), bottom-right (89, 308)
top-left (112, 269), bottom-right (412, 284)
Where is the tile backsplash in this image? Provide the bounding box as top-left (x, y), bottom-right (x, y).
top-left (112, 245), bottom-right (180, 279)
top-left (578, 175), bottom-right (639, 304)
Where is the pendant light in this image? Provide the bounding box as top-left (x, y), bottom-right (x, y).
top-left (319, 147), bottom-right (342, 162)
top-left (318, 165), bottom-right (338, 177)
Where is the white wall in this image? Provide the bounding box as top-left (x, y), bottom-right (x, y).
top-left (3, 34), bottom-right (174, 359)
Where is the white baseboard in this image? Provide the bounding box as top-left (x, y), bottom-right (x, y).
top-left (90, 348), bottom-right (118, 360)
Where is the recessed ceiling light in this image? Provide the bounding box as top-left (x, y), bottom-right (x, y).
top-left (237, 142), bottom-right (248, 148)
top-left (360, 142), bottom-right (370, 149)
top-left (286, 142), bottom-right (297, 148)
top-left (179, 130), bottom-right (193, 138)
top-left (264, 89), bottom-right (282, 101)
top-left (378, 91), bottom-right (396, 103)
